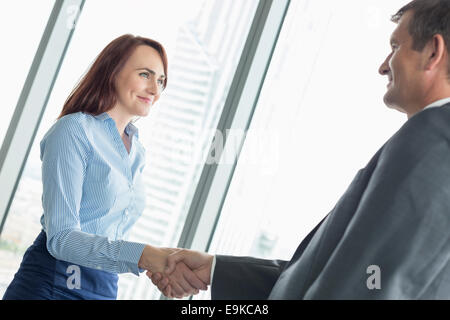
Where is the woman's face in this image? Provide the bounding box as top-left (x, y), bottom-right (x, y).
top-left (114, 45), bottom-right (166, 118)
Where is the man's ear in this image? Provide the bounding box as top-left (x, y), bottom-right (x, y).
top-left (424, 34), bottom-right (447, 72)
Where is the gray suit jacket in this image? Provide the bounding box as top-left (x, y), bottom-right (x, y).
top-left (212, 103), bottom-right (450, 299)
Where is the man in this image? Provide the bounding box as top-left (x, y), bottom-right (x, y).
top-left (150, 0), bottom-right (450, 299)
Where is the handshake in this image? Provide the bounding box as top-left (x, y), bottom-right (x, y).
top-left (138, 246), bottom-right (214, 299)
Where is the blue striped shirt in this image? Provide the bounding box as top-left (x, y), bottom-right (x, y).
top-left (39, 111), bottom-right (147, 275)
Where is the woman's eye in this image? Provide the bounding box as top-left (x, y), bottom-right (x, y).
top-left (139, 72), bottom-right (149, 79)
top-left (157, 79), bottom-right (164, 86)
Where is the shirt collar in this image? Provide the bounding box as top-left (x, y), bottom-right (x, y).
top-left (93, 112), bottom-right (112, 122)
top-left (125, 122), bottom-right (139, 139)
top-left (94, 112), bottom-right (140, 139)
top-left (423, 97), bottom-right (450, 111)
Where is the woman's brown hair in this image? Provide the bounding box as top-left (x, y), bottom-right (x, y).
top-left (57, 34), bottom-right (168, 119)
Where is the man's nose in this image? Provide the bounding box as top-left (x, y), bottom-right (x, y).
top-left (378, 56), bottom-right (390, 76)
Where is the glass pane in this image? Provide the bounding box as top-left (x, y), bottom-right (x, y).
top-left (202, 0), bottom-right (410, 298)
top-left (0, 0), bottom-right (258, 299)
top-left (0, 1), bottom-right (54, 151)
top-left (0, 0), bottom-right (54, 297)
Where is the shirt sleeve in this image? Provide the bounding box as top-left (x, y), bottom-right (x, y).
top-left (40, 116), bottom-right (146, 276)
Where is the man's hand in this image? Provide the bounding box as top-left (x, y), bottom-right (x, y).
top-left (146, 249), bottom-right (214, 299)
top-left (147, 261), bottom-right (208, 298)
top-left (139, 246), bottom-right (208, 298)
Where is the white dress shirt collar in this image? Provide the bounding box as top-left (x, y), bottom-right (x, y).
top-left (423, 97), bottom-right (450, 111)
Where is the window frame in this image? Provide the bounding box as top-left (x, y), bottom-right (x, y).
top-left (0, 0), bottom-right (85, 233)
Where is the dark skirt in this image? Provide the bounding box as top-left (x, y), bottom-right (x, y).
top-left (2, 230), bottom-right (118, 300)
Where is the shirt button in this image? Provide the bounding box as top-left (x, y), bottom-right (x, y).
top-left (124, 209), bottom-right (129, 216)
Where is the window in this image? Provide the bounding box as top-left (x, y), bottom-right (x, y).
top-left (0, 1), bottom-right (54, 150)
top-left (0, 0), bottom-right (258, 299)
top-left (201, 0), bottom-right (409, 298)
top-left (0, 0), bottom-right (54, 296)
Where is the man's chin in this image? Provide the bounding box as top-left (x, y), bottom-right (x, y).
top-left (383, 93), bottom-right (396, 109)
top-left (383, 96), bottom-right (393, 108)
top-left (384, 102), bottom-right (407, 116)
top-left (383, 95), bottom-right (405, 112)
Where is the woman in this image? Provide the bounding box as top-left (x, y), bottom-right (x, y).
top-left (2, 34), bottom-right (206, 300)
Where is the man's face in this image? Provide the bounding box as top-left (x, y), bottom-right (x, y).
top-left (379, 11), bottom-right (426, 115)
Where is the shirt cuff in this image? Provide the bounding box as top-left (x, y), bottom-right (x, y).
top-left (210, 255), bottom-right (217, 285)
top-left (117, 240), bottom-right (146, 276)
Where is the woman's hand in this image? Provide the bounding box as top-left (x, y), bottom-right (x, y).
top-left (147, 261), bottom-right (208, 298)
top-left (147, 249), bottom-right (213, 298)
top-left (138, 245), bottom-right (178, 273)
top-left (138, 245), bottom-right (208, 298)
